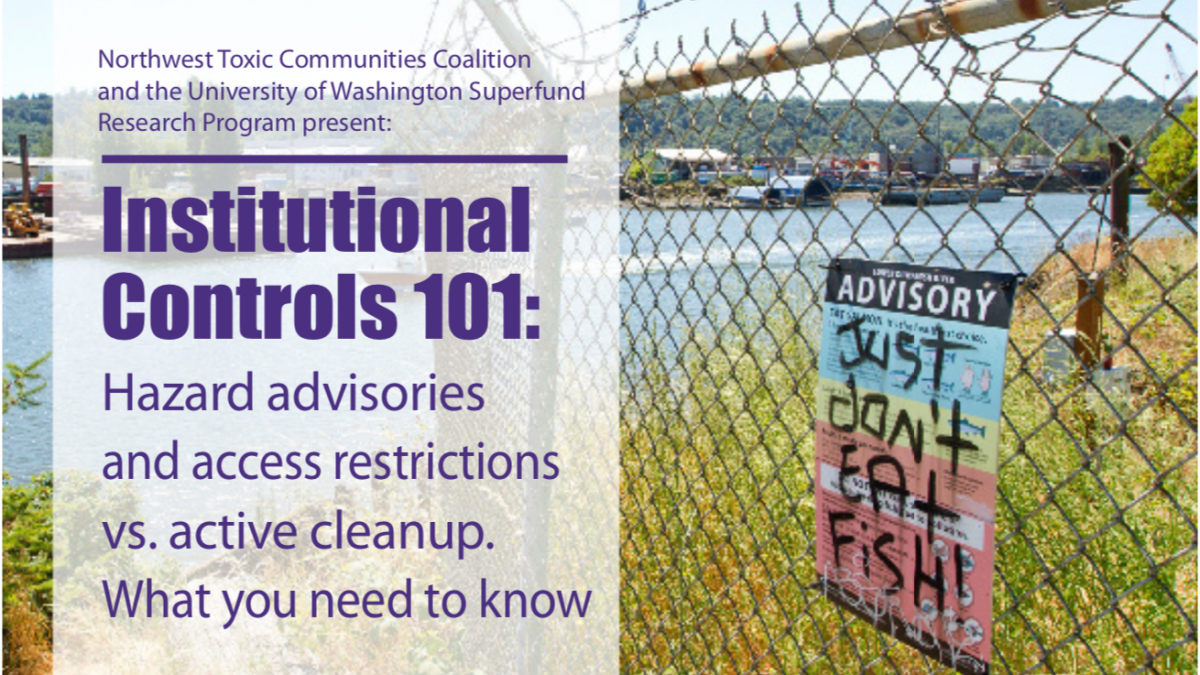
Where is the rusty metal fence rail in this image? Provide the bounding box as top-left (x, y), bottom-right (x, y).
top-left (616, 0), bottom-right (1197, 673)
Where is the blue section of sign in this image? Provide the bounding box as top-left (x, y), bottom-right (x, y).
top-left (818, 303), bottom-right (1009, 423)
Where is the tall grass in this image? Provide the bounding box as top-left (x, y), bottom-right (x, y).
top-left (3, 473), bottom-right (53, 671)
top-left (620, 237), bottom-right (1197, 674)
top-left (4, 592), bottom-right (53, 675)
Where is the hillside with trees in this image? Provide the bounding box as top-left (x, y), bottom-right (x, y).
top-left (2, 94), bottom-right (52, 156)
top-left (622, 94), bottom-right (1180, 161)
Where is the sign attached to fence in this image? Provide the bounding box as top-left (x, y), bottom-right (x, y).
top-left (814, 258), bottom-right (1018, 675)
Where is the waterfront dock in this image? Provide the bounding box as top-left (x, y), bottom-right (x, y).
top-left (3, 232), bottom-right (53, 259)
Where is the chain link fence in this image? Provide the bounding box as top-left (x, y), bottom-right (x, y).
top-left (617, 1), bottom-right (1196, 673)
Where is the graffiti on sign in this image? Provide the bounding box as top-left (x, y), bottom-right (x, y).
top-left (814, 258), bottom-right (1018, 675)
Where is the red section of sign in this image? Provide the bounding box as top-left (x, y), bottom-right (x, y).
top-left (814, 421), bottom-right (996, 524)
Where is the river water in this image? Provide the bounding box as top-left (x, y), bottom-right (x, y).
top-left (621, 193), bottom-right (1188, 338)
top-left (3, 193), bottom-right (1190, 481)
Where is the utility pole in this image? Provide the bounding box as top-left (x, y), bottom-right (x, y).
top-left (1109, 135), bottom-right (1131, 282)
top-left (20, 134), bottom-right (32, 206)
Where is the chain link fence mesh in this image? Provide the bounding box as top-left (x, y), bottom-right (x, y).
top-left (616, 1), bottom-right (1196, 673)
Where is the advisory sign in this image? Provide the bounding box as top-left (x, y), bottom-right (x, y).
top-left (814, 259), bottom-right (1018, 675)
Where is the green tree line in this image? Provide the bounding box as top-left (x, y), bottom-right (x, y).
top-left (2, 94), bottom-right (53, 156)
top-left (622, 94), bottom-right (1181, 161)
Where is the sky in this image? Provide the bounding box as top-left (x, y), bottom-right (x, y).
top-left (3, 0), bottom-right (1197, 102)
top-left (610, 0), bottom-right (1198, 102)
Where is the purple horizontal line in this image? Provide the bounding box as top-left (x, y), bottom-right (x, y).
top-left (101, 154), bottom-right (568, 164)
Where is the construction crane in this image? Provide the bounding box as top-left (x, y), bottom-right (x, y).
top-left (1165, 43), bottom-right (1195, 102)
